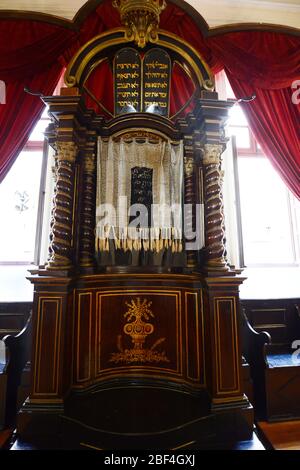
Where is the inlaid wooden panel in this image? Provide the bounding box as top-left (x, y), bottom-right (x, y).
top-left (95, 290), bottom-right (182, 380)
top-left (33, 297), bottom-right (62, 395)
top-left (214, 297), bottom-right (240, 394)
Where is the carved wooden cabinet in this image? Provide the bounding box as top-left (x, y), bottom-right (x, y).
top-left (17, 3), bottom-right (253, 448)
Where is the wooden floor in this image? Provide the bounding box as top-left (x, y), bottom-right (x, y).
top-left (258, 420), bottom-right (300, 450)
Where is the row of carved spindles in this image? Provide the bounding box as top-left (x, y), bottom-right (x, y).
top-left (202, 144), bottom-right (228, 271)
top-left (79, 148), bottom-right (97, 268)
top-left (46, 142), bottom-right (77, 270)
top-left (184, 155), bottom-right (197, 269)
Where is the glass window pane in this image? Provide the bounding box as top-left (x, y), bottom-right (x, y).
top-left (0, 151), bottom-right (43, 262)
top-left (28, 119), bottom-right (50, 141)
top-left (238, 157), bottom-right (296, 265)
top-left (228, 126), bottom-right (251, 148)
top-left (41, 107), bottom-right (49, 118)
top-left (224, 74), bottom-right (235, 99)
top-left (229, 105), bottom-right (248, 126)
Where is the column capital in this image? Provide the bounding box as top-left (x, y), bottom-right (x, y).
top-left (202, 144), bottom-right (223, 165)
top-left (56, 142), bottom-right (78, 163)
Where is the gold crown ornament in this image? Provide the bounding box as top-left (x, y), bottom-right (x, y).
top-left (113, 0), bottom-right (167, 48)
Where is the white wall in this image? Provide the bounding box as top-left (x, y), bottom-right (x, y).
top-left (0, 0), bottom-right (299, 28)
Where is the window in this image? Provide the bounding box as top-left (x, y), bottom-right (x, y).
top-left (0, 110), bottom-right (50, 264)
top-left (218, 71), bottom-right (300, 267)
top-left (238, 154), bottom-right (300, 266)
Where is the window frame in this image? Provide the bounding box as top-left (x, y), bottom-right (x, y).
top-left (0, 115), bottom-right (50, 266)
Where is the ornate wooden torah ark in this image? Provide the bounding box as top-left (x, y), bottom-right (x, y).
top-left (17, 1), bottom-right (253, 449)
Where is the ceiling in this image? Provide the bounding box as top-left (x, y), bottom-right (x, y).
top-left (0, 0), bottom-right (299, 29)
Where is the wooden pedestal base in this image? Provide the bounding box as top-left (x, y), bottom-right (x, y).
top-left (17, 388), bottom-right (253, 449)
top-left (17, 272), bottom-right (253, 448)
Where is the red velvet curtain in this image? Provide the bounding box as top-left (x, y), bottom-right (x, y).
top-left (0, 0), bottom-right (299, 198)
top-left (0, 21), bottom-right (76, 182)
top-left (207, 32), bottom-right (300, 198)
top-left (226, 75), bottom-right (300, 199)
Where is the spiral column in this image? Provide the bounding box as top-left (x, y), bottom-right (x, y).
top-left (184, 155), bottom-right (197, 269)
top-left (79, 147), bottom-right (97, 269)
top-left (202, 143), bottom-right (229, 273)
top-left (46, 141), bottom-right (77, 271)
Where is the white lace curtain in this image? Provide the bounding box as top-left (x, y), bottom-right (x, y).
top-left (96, 135), bottom-right (183, 253)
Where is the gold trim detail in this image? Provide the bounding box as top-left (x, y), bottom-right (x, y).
top-left (113, 130), bottom-right (165, 143)
top-left (33, 297), bottom-right (62, 396)
top-left (185, 292), bottom-right (203, 383)
top-left (214, 297), bottom-right (240, 395)
top-left (64, 28), bottom-right (214, 92)
top-left (171, 440), bottom-right (196, 450)
top-left (80, 442), bottom-right (104, 450)
top-left (76, 293), bottom-right (92, 382)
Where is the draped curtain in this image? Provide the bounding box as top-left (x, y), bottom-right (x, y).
top-left (207, 32), bottom-right (300, 199)
top-left (0, 0), bottom-right (299, 197)
top-left (95, 136), bottom-right (183, 254)
top-left (0, 21), bottom-right (76, 182)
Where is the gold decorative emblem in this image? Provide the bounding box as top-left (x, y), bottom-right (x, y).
top-left (112, 0), bottom-right (167, 48)
top-left (110, 297), bottom-right (169, 364)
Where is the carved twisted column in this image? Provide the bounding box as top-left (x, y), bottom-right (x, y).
top-left (202, 143), bottom-right (229, 272)
top-left (46, 142), bottom-right (77, 271)
top-left (79, 149), bottom-right (97, 269)
top-left (46, 157), bottom-right (58, 265)
top-left (184, 155), bottom-right (197, 269)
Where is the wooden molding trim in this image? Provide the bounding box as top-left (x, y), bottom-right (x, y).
top-left (0, 0), bottom-right (299, 37)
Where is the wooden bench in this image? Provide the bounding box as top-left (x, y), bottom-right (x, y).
top-left (0, 302), bottom-right (32, 339)
top-left (0, 314), bottom-right (32, 429)
top-left (242, 300), bottom-right (300, 421)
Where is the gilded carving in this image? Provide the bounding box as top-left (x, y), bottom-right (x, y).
top-left (110, 297), bottom-right (169, 364)
top-left (57, 142), bottom-right (77, 163)
top-left (184, 157), bottom-right (194, 177)
top-left (84, 154), bottom-right (96, 173)
top-left (113, 0), bottom-right (166, 48)
top-left (202, 144), bottom-right (223, 166)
